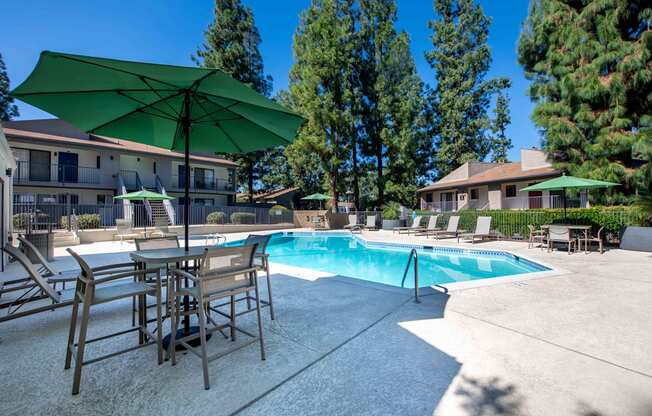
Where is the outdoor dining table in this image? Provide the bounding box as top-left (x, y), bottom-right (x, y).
top-left (541, 224), bottom-right (592, 253)
top-left (130, 245), bottom-right (212, 349)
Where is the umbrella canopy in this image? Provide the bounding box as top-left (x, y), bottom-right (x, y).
top-left (12, 51), bottom-right (304, 250)
top-left (301, 193), bottom-right (332, 200)
top-left (520, 174), bottom-right (619, 218)
top-left (113, 190), bottom-right (175, 201)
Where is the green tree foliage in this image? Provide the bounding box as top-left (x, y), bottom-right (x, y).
top-left (288, 0), bottom-right (358, 208)
top-left (491, 92), bottom-right (512, 162)
top-left (426, 0), bottom-right (510, 177)
top-left (518, 0), bottom-right (652, 202)
top-left (194, 0), bottom-right (273, 202)
top-left (0, 53), bottom-right (19, 121)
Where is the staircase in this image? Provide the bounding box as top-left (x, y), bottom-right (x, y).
top-left (149, 200), bottom-right (171, 225)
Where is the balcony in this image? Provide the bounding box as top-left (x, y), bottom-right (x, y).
top-left (420, 201), bottom-right (458, 212)
top-left (13, 161), bottom-right (106, 186)
top-left (168, 174), bottom-right (235, 193)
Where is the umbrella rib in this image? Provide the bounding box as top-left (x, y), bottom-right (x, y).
top-left (12, 88), bottom-right (179, 96)
top-left (54, 54), bottom-right (182, 89)
top-left (193, 99), bottom-right (241, 122)
top-left (196, 93), bottom-right (295, 146)
top-left (213, 123), bottom-right (243, 153)
top-left (87, 91), bottom-right (184, 134)
top-left (117, 91), bottom-right (179, 120)
top-left (139, 77), bottom-right (181, 118)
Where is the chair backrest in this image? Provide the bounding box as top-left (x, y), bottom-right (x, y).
top-left (548, 225), bottom-right (571, 242)
top-left (596, 226), bottom-right (604, 239)
top-left (116, 219), bottom-right (133, 234)
top-left (426, 215), bottom-right (439, 230)
top-left (244, 234), bottom-right (271, 256)
top-left (66, 248), bottom-right (95, 299)
top-left (527, 224), bottom-right (536, 234)
top-left (17, 235), bottom-right (57, 276)
top-left (446, 216), bottom-right (460, 232)
top-left (411, 216), bottom-right (423, 228)
top-left (475, 216), bottom-right (492, 235)
top-left (348, 215), bottom-right (357, 226)
top-left (198, 244), bottom-right (258, 299)
top-left (134, 236), bottom-right (179, 251)
top-left (366, 215), bottom-right (376, 227)
top-left (154, 216), bottom-right (169, 230)
top-left (2, 245), bottom-right (61, 302)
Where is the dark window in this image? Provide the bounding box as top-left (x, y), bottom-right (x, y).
top-left (505, 184), bottom-right (517, 198)
top-left (153, 161), bottom-right (157, 174)
top-left (29, 150), bottom-right (51, 181)
top-left (70, 195), bottom-right (79, 205)
top-left (97, 195), bottom-right (106, 205)
top-left (470, 189), bottom-right (479, 200)
top-left (96, 156), bottom-right (101, 169)
top-left (425, 193), bottom-right (433, 203)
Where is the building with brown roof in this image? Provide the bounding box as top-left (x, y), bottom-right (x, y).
top-left (1, 119), bottom-right (238, 224)
top-left (418, 149), bottom-right (565, 211)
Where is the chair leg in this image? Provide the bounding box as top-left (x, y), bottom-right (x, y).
top-left (253, 273), bottom-right (266, 361)
top-left (155, 276), bottom-right (163, 365)
top-left (265, 264), bottom-right (275, 320)
top-left (246, 290), bottom-right (252, 310)
top-left (71, 300), bottom-right (92, 395)
top-left (599, 240), bottom-right (603, 254)
top-left (230, 295), bottom-right (236, 342)
top-left (197, 303), bottom-right (210, 390)
top-left (170, 294), bottom-right (180, 366)
top-left (64, 294), bottom-right (80, 370)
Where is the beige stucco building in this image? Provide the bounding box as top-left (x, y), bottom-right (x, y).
top-left (0, 124), bottom-right (17, 270)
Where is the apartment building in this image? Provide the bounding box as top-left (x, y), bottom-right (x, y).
top-left (2, 119), bottom-right (237, 224)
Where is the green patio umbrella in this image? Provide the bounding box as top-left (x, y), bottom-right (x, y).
top-left (114, 190), bottom-right (175, 236)
top-left (12, 51), bottom-right (304, 250)
top-left (302, 193), bottom-right (332, 209)
top-left (520, 174), bottom-right (619, 218)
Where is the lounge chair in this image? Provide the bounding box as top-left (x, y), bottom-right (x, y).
top-left (393, 216), bottom-right (422, 234)
top-left (17, 235), bottom-right (79, 289)
top-left (151, 216), bottom-right (175, 238)
top-left (343, 214), bottom-right (363, 231)
top-left (459, 216), bottom-right (493, 243)
top-left (415, 215), bottom-right (441, 236)
top-left (114, 219), bottom-right (142, 242)
top-left (363, 215), bottom-right (378, 231)
top-left (430, 216), bottom-right (461, 240)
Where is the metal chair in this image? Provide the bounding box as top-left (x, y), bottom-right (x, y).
top-left (547, 225), bottom-right (578, 254)
top-left (65, 248), bottom-right (162, 395)
top-left (527, 225), bottom-right (546, 249)
top-left (169, 244), bottom-right (264, 390)
top-left (583, 226), bottom-right (605, 254)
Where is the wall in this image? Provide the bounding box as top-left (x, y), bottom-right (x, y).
top-left (0, 127), bottom-right (16, 269)
top-left (13, 185), bottom-right (114, 205)
top-left (501, 180), bottom-right (551, 209)
top-left (520, 148), bottom-right (552, 170)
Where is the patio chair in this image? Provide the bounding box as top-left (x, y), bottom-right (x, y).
top-left (583, 226), bottom-right (605, 254)
top-left (169, 244), bottom-right (265, 390)
top-left (65, 248), bottom-right (162, 395)
top-left (547, 225), bottom-right (578, 254)
top-left (114, 219), bottom-right (141, 242)
top-left (343, 214), bottom-right (363, 231)
top-left (393, 216), bottom-right (422, 234)
top-left (363, 215), bottom-right (378, 231)
top-left (151, 216), bottom-right (175, 238)
top-left (459, 216), bottom-right (493, 244)
top-left (415, 215), bottom-right (441, 236)
top-left (17, 235), bottom-right (80, 290)
top-left (527, 225), bottom-right (546, 249)
top-left (430, 216), bottom-right (461, 240)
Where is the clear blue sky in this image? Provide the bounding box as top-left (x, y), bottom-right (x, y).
top-left (3, 0), bottom-right (538, 161)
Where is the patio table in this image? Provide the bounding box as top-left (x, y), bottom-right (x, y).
top-left (542, 224), bottom-right (592, 253)
top-left (130, 246), bottom-right (211, 349)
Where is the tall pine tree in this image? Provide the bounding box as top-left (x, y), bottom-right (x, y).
top-left (491, 92), bottom-right (512, 163)
top-left (426, 0), bottom-right (510, 177)
top-left (289, 0), bottom-right (357, 209)
top-left (0, 53), bottom-right (19, 121)
top-left (194, 0), bottom-right (273, 202)
top-left (518, 0), bottom-right (652, 201)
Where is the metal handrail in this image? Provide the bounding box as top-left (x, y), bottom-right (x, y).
top-left (400, 248), bottom-right (420, 303)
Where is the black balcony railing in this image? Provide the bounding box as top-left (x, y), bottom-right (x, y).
top-left (169, 174), bottom-right (235, 192)
top-left (13, 161), bottom-right (102, 185)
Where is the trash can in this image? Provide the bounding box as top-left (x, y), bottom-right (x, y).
top-left (22, 231), bottom-right (54, 263)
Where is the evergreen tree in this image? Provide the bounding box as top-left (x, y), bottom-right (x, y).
top-left (0, 53), bottom-right (19, 121)
top-left (288, 0), bottom-right (357, 209)
top-left (491, 92), bottom-right (512, 163)
top-left (518, 0), bottom-right (652, 201)
top-left (194, 0), bottom-right (273, 202)
top-left (426, 0), bottom-right (510, 177)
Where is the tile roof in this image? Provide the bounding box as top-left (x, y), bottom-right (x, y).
top-left (418, 162), bottom-right (560, 192)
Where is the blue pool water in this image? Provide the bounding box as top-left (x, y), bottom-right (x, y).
top-left (230, 232), bottom-right (548, 288)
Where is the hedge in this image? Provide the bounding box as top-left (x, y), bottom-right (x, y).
top-left (416, 206), bottom-right (642, 241)
top-left (230, 212), bottom-right (256, 224)
top-left (13, 212), bottom-right (50, 230)
top-left (269, 205), bottom-right (289, 215)
top-left (206, 211), bottom-right (225, 224)
top-left (61, 214), bottom-right (101, 230)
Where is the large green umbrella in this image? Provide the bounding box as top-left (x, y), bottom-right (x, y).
top-left (520, 174), bottom-right (619, 218)
top-left (12, 51), bottom-right (304, 250)
top-left (302, 193), bottom-right (332, 209)
top-left (114, 190), bottom-right (175, 235)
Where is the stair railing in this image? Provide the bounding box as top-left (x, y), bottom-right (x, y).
top-left (155, 175), bottom-right (175, 225)
top-left (115, 173), bottom-right (133, 223)
top-left (400, 248), bottom-right (420, 303)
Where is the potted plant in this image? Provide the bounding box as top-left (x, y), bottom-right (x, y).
top-left (382, 202), bottom-right (401, 230)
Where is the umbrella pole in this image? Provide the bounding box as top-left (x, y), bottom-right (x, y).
top-left (563, 189), bottom-right (567, 220)
top-left (183, 93), bottom-right (191, 252)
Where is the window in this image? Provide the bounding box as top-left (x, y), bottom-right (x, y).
top-left (153, 161), bottom-right (157, 174)
top-left (425, 193), bottom-right (433, 203)
top-left (29, 150), bottom-right (51, 181)
top-left (57, 194), bottom-right (79, 205)
top-left (14, 194), bottom-right (35, 204)
top-left (193, 198), bottom-right (213, 206)
top-left (194, 167), bottom-right (214, 190)
top-left (470, 188), bottom-right (479, 200)
top-left (96, 156), bottom-right (101, 169)
top-left (97, 195), bottom-right (107, 205)
top-left (38, 194), bottom-right (57, 203)
top-left (505, 184), bottom-right (517, 198)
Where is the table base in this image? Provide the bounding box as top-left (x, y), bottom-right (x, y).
top-left (162, 326), bottom-right (213, 351)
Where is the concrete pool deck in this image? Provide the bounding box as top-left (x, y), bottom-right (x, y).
top-left (1, 229), bottom-right (651, 415)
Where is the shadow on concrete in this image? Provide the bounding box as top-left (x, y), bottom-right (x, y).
top-left (454, 375), bottom-right (524, 416)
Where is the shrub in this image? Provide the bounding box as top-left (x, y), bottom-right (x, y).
top-left (270, 205), bottom-right (289, 216)
top-left (13, 212), bottom-right (49, 230)
top-left (61, 214), bottom-right (101, 230)
top-left (382, 202), bottom-right (401, 220)
top-left (230, 212), bottom-right (256, 224)
top-left (206, 211), bottom-right (225, 224)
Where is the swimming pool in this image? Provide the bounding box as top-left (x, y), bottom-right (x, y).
top-left (233, 232), bottom-right (549, 288)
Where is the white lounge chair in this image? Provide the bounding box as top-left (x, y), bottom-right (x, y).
top-left (415, 215), bottom-right (440, 236)
top-left (431, 216), bottom-right (461, 240)
top-left (114, 219), bottom-right (142, 242)
top-left (393, 216), bottom-right (423, 234)
top-left (363, 215), bottom-right (378, 231)
top-left (459, 216), bottom-right (492, 243)
top-left (343, 214), bottom-right (363, 231)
